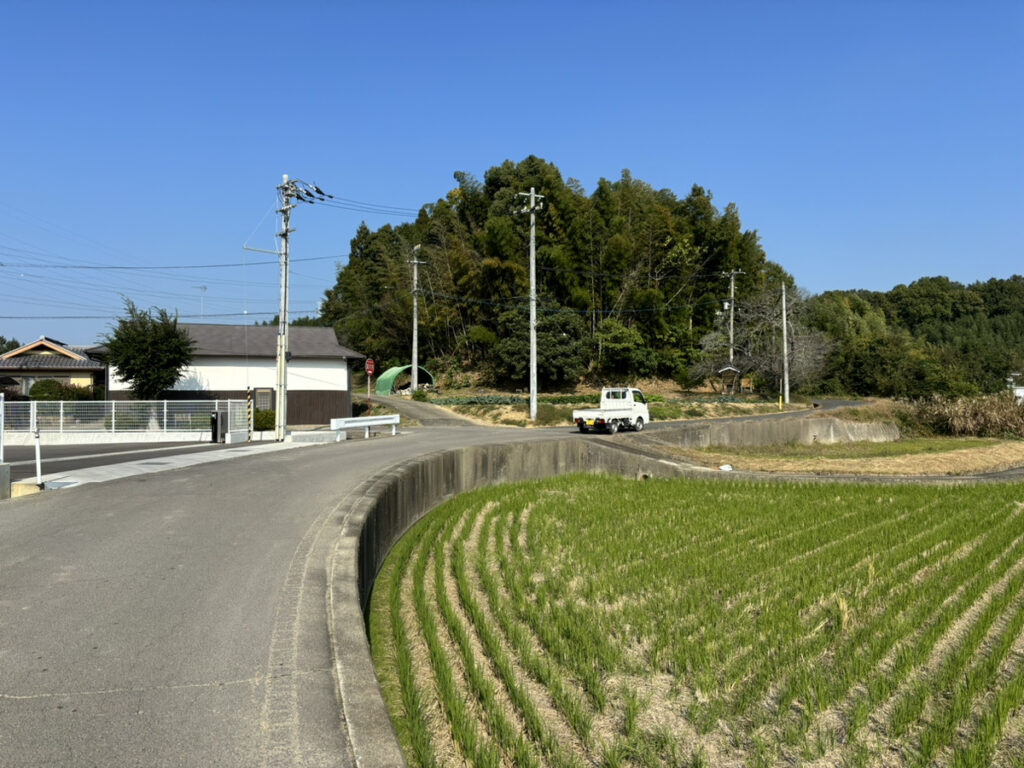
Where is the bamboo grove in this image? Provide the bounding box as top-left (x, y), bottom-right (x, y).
top-left (319, 156), bottom-right (788, 391)
top-left (316, 157), bottom-right (1024, 398)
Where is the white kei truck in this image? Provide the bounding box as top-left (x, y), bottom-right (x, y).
top-left (572, 387), bottom-right (650, 434)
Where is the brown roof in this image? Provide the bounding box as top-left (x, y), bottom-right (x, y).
top-left (178, 324), bottom-right (363, 360)
top-left (0, 354), bottom-right (106, 371)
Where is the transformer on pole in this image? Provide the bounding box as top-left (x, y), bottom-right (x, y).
top-left (271, 175), bottom-right (333, 441)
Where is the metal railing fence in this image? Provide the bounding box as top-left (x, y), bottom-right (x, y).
top-left (1, 399), bottom-right (247, 434)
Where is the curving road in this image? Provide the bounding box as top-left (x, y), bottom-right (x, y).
top-left (0, 422), bottom-right (563, 768)
top-left (0, 397), bottom-right (1002, 767)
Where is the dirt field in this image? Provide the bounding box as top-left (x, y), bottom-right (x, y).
top-left (661, 440), bottom-right (1024, 476)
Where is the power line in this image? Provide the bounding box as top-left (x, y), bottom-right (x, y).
top-left (0, 254), bottom-right (341, 271)
top-left (0, 309), bottom-right (320, 321)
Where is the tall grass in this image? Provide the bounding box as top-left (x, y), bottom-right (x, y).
top-left (899, 392), bottom-right (1024, 437)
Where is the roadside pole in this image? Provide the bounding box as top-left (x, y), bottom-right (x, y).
top-left (31, 402), bottom-right (41, 487)
top-left (0, 392), bottom-right (5, 463)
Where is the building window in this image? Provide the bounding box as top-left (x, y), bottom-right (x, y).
top-left (255, 388), bottom-right (273, 410)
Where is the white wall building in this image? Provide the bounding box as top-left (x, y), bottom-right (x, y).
top-left (102, 324), bottom-right (364, 424)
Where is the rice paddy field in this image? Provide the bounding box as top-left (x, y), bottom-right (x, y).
top-left (368, 475), bottom-right (1024, 767)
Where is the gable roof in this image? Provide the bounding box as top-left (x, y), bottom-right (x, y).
top-left (0, 337), bottom-right (106, 372)
top-left (178, 324), bottom-right (364, 360)
top-left (1, 336), bottom-right (90, 362)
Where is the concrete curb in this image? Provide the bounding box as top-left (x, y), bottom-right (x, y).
top-left (326, 437), bottom-right (700, 767)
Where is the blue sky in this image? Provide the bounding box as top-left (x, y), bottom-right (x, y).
top-left (1, 0), bottom-right (1021, 346)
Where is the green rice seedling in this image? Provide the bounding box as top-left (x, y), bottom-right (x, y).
top-left (373, 511), bottom-right (442, 768)
top-left (450, 512), bottom-right (583, 768)
top-left (952, 655), bottom-right (1024, 767)
top-left (432, 510), bottom-right (542, 768)
top-left (688, 744), bottom-right (708, 768)
top-left (598, 738), bottom-right (629, 768)
top-left (476, 505), bottom-right (595, 746)
top-left (371, 475), bottom-right (1024, 767)
top-left (413, 509), bottom-right (503, 768)
top-left (621, 685), bottom-right (643, 739)
top-left (911, 574), bottom-right (1024, 767)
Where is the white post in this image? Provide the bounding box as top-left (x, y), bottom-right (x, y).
top-left (111, 401), bottom-right (116, 433)
top-left (163, 400), bottom-right (168, 433)
top-left (60, 401), bottom-right (64, 434)
top-left (34, 429), bottom-right (42, 486)
top-left (0, 392), bottom-right (5, 463)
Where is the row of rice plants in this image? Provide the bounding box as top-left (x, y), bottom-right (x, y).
top-left (370, 475), bottom-right (1024, 766)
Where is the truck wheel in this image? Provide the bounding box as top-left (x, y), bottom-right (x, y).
top-left (634, 417), bottom-right (644, 432)
top-left (577, 424), bottom-right (589, 433)
top-left (608, 421), bottom-right (619, 435)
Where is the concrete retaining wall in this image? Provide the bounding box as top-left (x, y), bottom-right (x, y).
top-left (328, 438), bottom-right (694, 768)
top-left (640, 416), bottom-right (899, 450)
top-left (0, 463), bottom-right (9, 501)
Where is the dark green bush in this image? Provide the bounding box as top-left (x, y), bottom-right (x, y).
top-left (411, 389), bottom-right (429, 402)
top-left (253, 409), bottom-right (275, 431)
top-left (535, 403), bottom-right (572, 426)
top-left (29, 380), bottom-right (64, 400)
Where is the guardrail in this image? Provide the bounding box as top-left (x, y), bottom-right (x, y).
top-left (330, 414), bottom-right (400, 439)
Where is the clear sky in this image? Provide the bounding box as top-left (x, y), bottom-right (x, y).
top-left (1, 0), bottom-right (1021, 346)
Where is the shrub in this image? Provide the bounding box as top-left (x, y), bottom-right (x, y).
top-left (253, 409), bottom-right (275, 431)
top-left (535, 403), bottom-right (572, 426)
top-left (899, 393), bottom-right (1024, 438)
top-left (29, 379), bottom-right (65, 400)
top-left (411, 389), bottom-right (429, 402)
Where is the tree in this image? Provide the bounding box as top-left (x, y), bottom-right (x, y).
top-left (0, 335), bottom-right (20, 354)
top-left (692, 284), bottom-right (829, 393)
top-left (318, 157), bottom-right (780, 385)
top-left (103, 300), bottom-right (195, 399)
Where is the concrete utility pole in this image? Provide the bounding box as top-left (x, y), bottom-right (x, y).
top-left (781, 282), bottom-right (790, 405)
top-left (724, 269), bottom-right (744, 364)
top-left (518, 188), bottom-right (544, 421)
top-left (273, 175), bottom-right (333, 441)
top-left (410, 244), bottom-right (425, 392)
top-left (275, 176), bottom-right (295, 442)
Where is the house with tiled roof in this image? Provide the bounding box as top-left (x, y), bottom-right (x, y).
top-left (95, 324), bottom-right (365, 425)
top-left (0, 337), bottom-right (107, 397)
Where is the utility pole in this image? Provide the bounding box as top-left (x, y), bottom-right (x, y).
top-left (518, 188), bottom-right (544, 421)
top-left (271, 175), bottom-right (333, 441)
top-left (781, 282), bottom-right (790, 405)
top-left (724, 270), bottom-right (744, 364)
top-left (411, 244), bottom-right (425, 392)
top-left (275, 176), bottom-right (295, 442)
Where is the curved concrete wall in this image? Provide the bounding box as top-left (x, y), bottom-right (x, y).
top-left (327, 437), bottom-right (694, 768)
top-left (325, 417), bottom-right (898, 766)
top-left (639, 415), bottom-right (899, 450)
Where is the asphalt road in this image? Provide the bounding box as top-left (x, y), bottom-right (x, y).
top-left (0, 425), bottom-right (562, 768)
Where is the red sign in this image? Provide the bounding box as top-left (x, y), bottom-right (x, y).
top-left (365, 358), bottom-right (375, 376)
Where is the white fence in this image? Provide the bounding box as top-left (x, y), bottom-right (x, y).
top-left (1, 399), bottom-right (248, 435)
